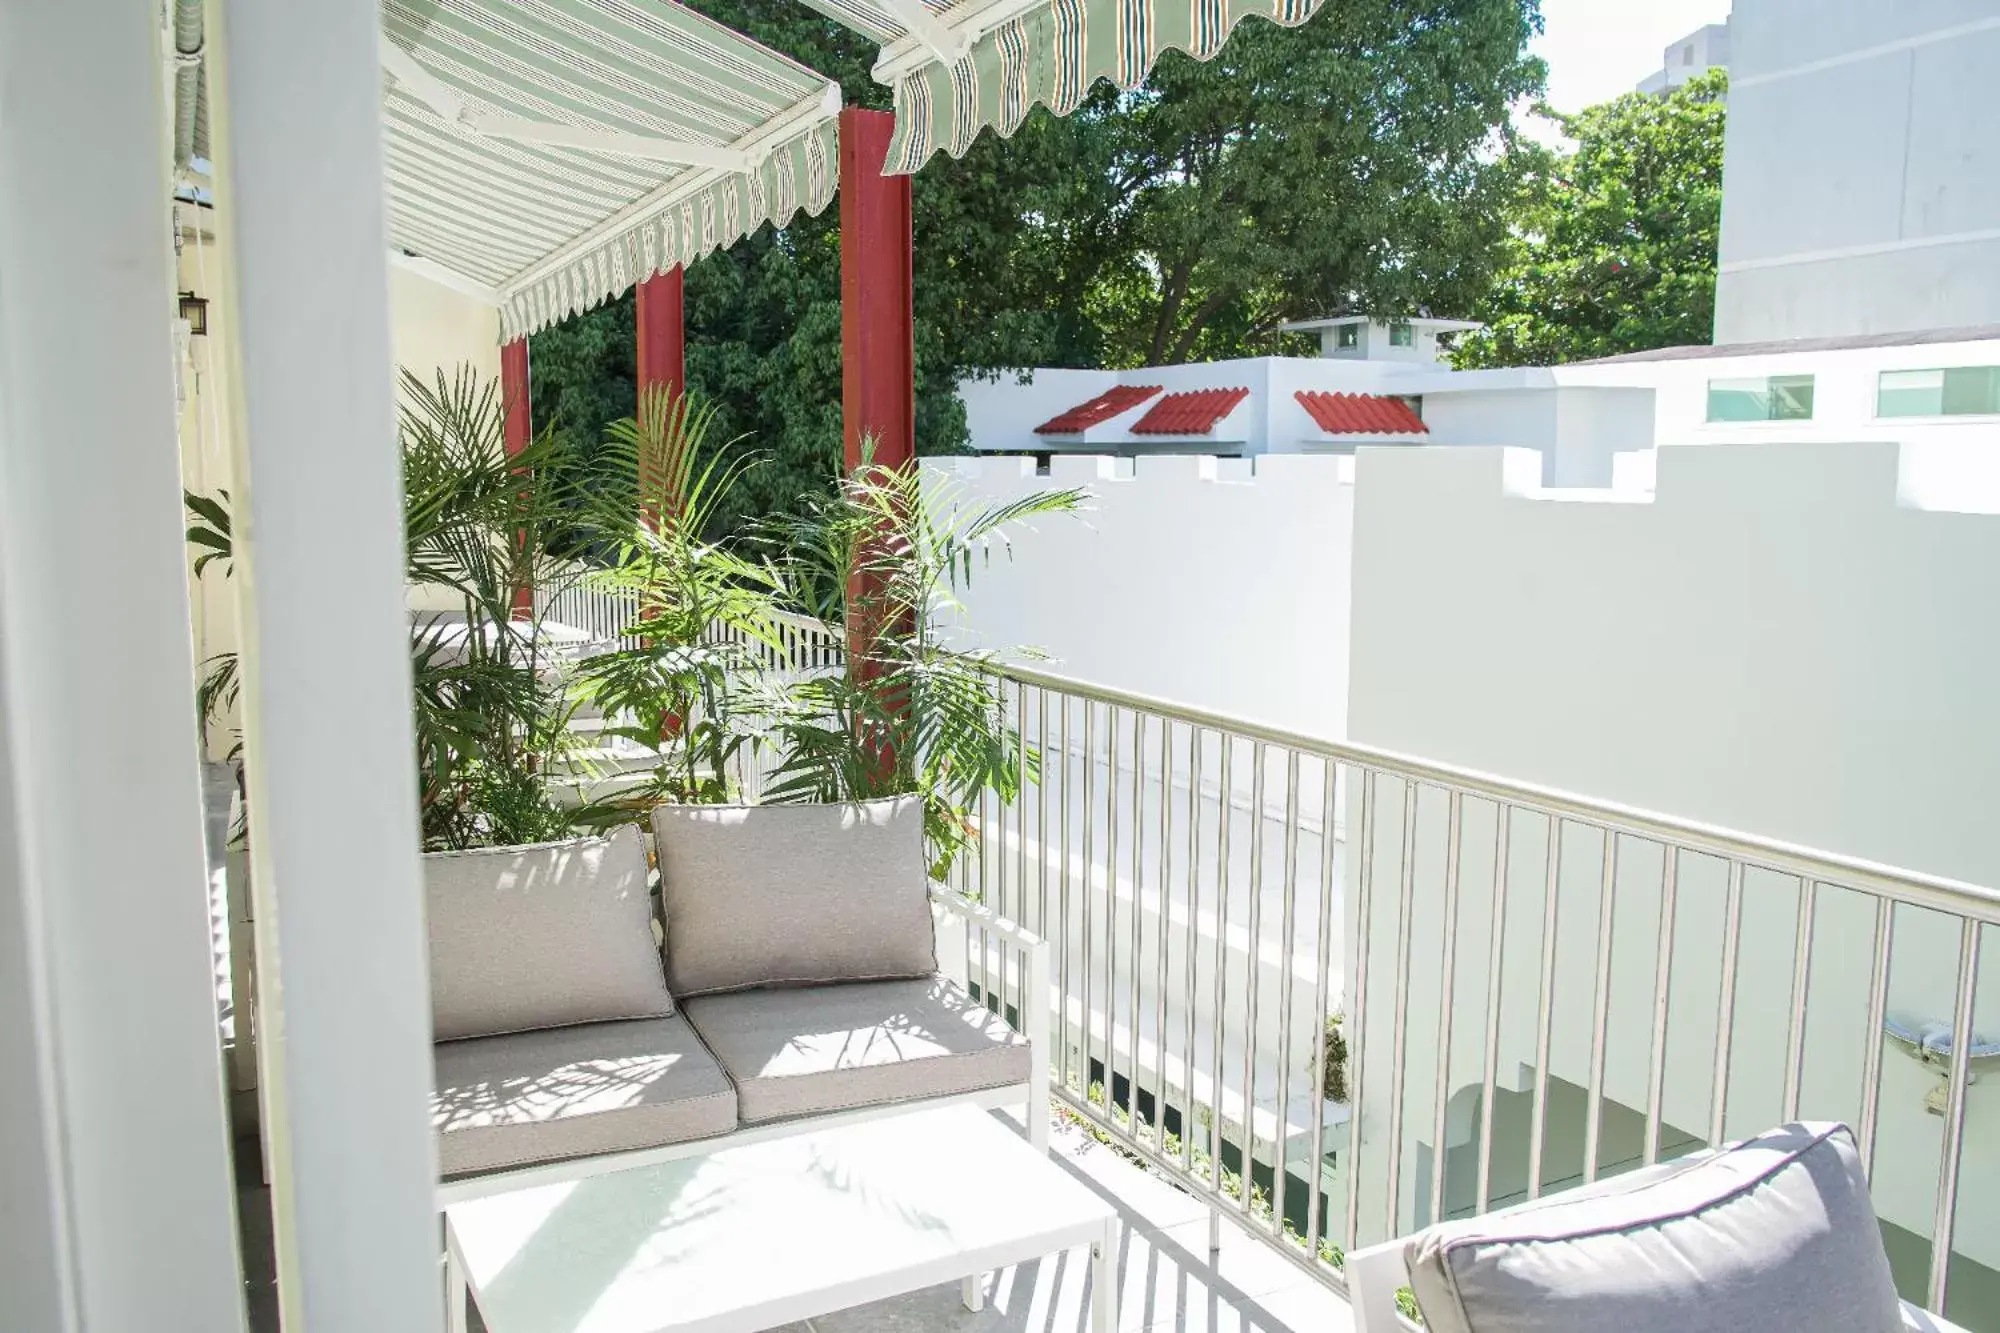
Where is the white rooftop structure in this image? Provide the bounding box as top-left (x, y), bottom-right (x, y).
top-left (1637, 21), bottom-right (1730, 96)
top-left (1277, 313), bottom-right (1484, 365)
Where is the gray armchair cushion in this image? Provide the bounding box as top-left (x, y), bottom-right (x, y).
top-left (432, 1016), bottom-right (735, 1176)
top-left (424, 825), bottom-right (673, 1040)
top-left (681, 976), bottom-right (1029, 1124)
top-left (1404, 1121), bottom-right (1904, 1333)
top-left (649, 797), bottom-right (936, 997)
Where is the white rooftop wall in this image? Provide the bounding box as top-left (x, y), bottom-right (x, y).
top-left (928, 453), bottom-right (1356, 743)
top-left (1346, 438), bottom-right (2000, 1277)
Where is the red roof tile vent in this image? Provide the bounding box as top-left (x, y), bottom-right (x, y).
top-left (1295, 390), bottom-right (1428, 436)
top-left (1034, 384), bottom-right (1163, 434)
top-left (1130, 387), bottom-right (1251, 435)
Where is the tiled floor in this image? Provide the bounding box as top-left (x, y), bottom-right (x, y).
top-left (236, 1111), bottom-right (1354, 1332)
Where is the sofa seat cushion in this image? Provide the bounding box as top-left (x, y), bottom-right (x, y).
top-left (424, 824), bottom-right (672, 1040)
top-left (649, 796), bottom-right (936, 997)
top-left (1403, 1121), bottom-right (1904, 1333)
top-left (432, 1016), bottom-right (736, 1177)
top-left (682, 977), bottom-right (1029, 1125)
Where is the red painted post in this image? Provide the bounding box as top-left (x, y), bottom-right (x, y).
top-left (500, 336), bottom-right (533, 619)
top-left (839, 109), bottom-right (916, 779)
top-left (636, 266), bottom-right (686, 407)
top-left (839, 107), bottom-right (915, 473)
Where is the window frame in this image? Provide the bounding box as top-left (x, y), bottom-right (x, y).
top-left (1387, 322), bottom-right (1414, 349)
top-left (1705, 373), bottom-right (1816, 424)
top-left (1876, 366), bottom-right (2000, 419)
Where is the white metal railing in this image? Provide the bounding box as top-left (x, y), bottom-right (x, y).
top-left (974, 664), bottom-right (1999, 1325)
top-left (712, 620), bottom-right (2000, 1324)
top-left (533, 564), bottom-right (641, 649)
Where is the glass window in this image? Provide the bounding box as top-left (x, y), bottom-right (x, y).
top-left (1706, 374), bottom-right (1815, 423)
top-left (1682, 44), bottom-right (1695, 66)
top-left (1878, 367), bottom-right (2000, 417)
top-left (1389, 322), bottom-right (1414, 348)
top-left (1336, 324), bottom-right (1359, 349)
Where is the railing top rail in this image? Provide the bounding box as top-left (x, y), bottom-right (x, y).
top-left (994, 660), bottom-right (2000, 926)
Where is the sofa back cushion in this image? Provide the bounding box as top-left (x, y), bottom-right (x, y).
top-left (424, 824), bottom-right (673, 1040)
top-left (1403, 1121), bottom-right (1904, 1333)
top-left (650, 796), bottom-right (936, 997)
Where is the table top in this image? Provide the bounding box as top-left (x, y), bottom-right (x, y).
top-left (446, 1107), bottom-right (1114, 1333)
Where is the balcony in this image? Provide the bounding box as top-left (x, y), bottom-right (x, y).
top-left (226, 601), bottom-right (1980, 1331)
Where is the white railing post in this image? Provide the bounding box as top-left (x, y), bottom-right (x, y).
top-left (208, 0), bottom-right (445, 1327)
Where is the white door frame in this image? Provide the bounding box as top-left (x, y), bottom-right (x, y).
top-left (0, 1), bottom-right (247, 1327)
top-left (205, 0), bottom-right (446, 1327)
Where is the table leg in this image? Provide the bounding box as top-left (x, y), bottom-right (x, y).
top-left (1091, 1219), bottom-right (1119, 1333)
top-left (961, 1272), bottom-right (986, 1312)
top-left (445, 1231), bottom-right (469, 1333)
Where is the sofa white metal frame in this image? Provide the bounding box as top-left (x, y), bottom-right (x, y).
top-left (434, 883), bottom-right (1051, 1210)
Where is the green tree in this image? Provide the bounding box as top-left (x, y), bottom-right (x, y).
top-left (532, 0), bottom-right (1549, 533)
top-left (1452, 69), bottom-right (1727, 368)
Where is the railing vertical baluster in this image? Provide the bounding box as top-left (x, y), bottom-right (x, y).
top-left (1155, 713), bottom-right (1173, 1150)
top-left (1104, 707), bottom-right (1123, 1130)
top-left (1182, 726), bottom-right (1203, 1175)
top-left (1582, 829), bottom-right (1619, 1184)
top-left (1038, 686), bottom-right (1051, 939)
top-left (1240, 742), bottom-right (1268, 1217)
top-left (1129, 708), bottom-right (1145, 1136)
top-left (1708, 861), bottom-right (1745, 1146)
top-left (1642, 845), bottom-right (1679, 1166)
top-left (1384, 778), bottom-right (1419, 1232)
top-left (1306, 757), bottom-right (1338, 1263)
top-left (1017, 677), bottom-right (1030, 1013)
top-left (1427, 791), bottom-right (1463, 1226)
top-left (1272, 751), bottom-right (1302, 1239)
top-left (1474, 803), bottom-right (1511, 1215)
top-left (1080, 699), bottom-right (1096, 1099)
top-left (1343, 767), bottom-right (1376, 1253)
top-left (1781, 877), bottom-right (1818, 1123)
top-left (1526, 816), bottom-right (1563, 1201)
top-left (1210, 736), bottom-right (1233, 1199)
top-left (1061, 693), bottom-right (1076, 1095)
top-left (1927, 917), bottom-right (1981, 1314)
top-left (1857, 897), bottom-right (1894, 1180)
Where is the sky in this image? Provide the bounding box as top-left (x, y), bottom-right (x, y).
top-left (1522, 0), bottom-right (1734, 144)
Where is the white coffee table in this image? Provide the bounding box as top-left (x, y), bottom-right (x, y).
top-left (444, 1106), bottom-right (1119, 1333)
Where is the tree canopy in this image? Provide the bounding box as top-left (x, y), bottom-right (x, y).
top-left (530, 0), bottom-right (1547, 534)
top-left (1450, 69), bottom-right (1727, 368)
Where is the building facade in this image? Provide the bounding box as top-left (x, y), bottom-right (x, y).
top-left (1715, 0), bottom-right (2000, 342)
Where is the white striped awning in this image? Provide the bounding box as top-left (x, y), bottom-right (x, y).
top-left (792, 0), bottom-right (1326, 173)
top-left (379, 1), bottom-right (841, 338)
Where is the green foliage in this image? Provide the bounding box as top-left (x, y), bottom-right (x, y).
top-left (530, 0), bottom-right (1547, 536)
top-left (1319, 1011), bottom-right (1351, 1104)
top-left (568, 386), bottom-right (788, 811)
top-left (1452, 69), bottom-right (1728, 368)
top-left (755, 444), bottom-right (1085, 874)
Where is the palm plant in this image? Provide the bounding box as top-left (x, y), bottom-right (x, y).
top-left (567, 386), bottom-right (785, 810)
top-left (399, 367), bottom-right (621, 848)
top-left (757, 442), bottom-right (1086, 873)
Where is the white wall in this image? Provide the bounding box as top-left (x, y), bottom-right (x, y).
top-left (389, 261), bottom-right (502, 387)
top-left (1344, 438), bottom-right (2000, 1275)
top-left (931, 452), bottom-right (1356, 743)
top-left (1716, 0), bottom-right (2000, 341)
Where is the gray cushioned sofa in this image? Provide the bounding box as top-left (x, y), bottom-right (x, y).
top-left (1346, 1121), bottom-right (1969, 1333)
top-left (423, 795), bottom-right (1047, 1202)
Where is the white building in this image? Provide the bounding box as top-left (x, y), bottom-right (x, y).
top-left (1637, 22), bottom-right (1730, 96)
top-left (960, 329), bottom-right (2000, 487)
top-left (1715, 0), bottom-right (2000, 342)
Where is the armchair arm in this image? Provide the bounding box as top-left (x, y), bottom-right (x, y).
top-left (928, 883), bottom-right (1051, 1154)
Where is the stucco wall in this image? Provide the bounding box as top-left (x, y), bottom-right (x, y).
top-left (388, 261), bottom-right (502, 388)
top-left (931, 451), bottom-right (1356, 744)
top-left (1344, 438), bottom-right (2000, 1282)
